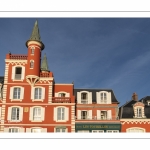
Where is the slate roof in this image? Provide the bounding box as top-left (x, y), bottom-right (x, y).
top-left (119, 96), bottom-right (150, 119)
top-left (74, 88), bottom-right (119, 103)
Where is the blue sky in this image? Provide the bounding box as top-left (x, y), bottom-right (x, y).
top-left (1, 18), bottom-right (150, 106)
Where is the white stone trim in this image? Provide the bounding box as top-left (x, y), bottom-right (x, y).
top-left (96, 91), bottom-right (111, 104)
top-left (126, 127), bottom-right (145, 133)
top-left (55, 91), bottom-right (70, 97)
top-left (54, 127), bottom-right (68, 132)
top-left (77, 91), bottom-right (92, 104)
top-left (26, 127), bottom-right (47, 133)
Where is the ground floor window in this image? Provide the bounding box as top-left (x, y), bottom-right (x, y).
top-left (31, 128), bottom-right (42, 133)
top-left (106, 130), bottom-right (119, 133)
top-left (92, 130), bottom-right (104, 133)
top-left (9, 128), bottom-right (19, 133)
top-left (77, 130), bottom-right (89, 133)
top-left (55, 128), bottom-right (67, 132)
top-left (126, 128), bottom-right (145, 133)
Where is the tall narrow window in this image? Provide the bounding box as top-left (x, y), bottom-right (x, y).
top-left (57, 107), bottom-right (65, 120)
top-left (11, 107), bottom-right (19, 121)
top-left (30, 61), bottom-right (34, 68)
top-left (9, 128), bottom-right (19, 133)
top-left (100, 93), bottom-right (107, 103)
top-left (81, 111), bottom-right (88, 119)
top-left (81, 93), bottom-right (88, 104)
top-left (137, 108), bottom-right (142, 118)
top-left (13, 88), bottom-right (21, 99)
top-left (15, 67), bottom-right (22, 80)
top-left (34, 88), bottom-right (42, 99)
top-left (33, 107), bottom-right (41, 120)
top-left (101, 111), bottom-right (107, 119)
top-left (31, 47), bottom-right (34, 54)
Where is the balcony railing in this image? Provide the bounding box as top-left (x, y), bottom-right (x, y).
top-left (10, 55), bottom-right (28, 60)
top-left (15, 74), bottom-right (21, 80)
top-left (52, 97), bottom-right (71, 103)
top-left (81, 99), bottom-right (88, 104)
top-left (75, 116), bottom-right (119, 120)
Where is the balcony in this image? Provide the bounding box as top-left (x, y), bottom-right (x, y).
top-left (75, 116), bottom-right (119, 120)
top-left (52, 97), bottom-right (71, 103)
top-left (40, 72), bottom-right (53, 77)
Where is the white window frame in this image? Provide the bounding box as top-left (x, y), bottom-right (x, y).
top-left (126, 127), bottom-right (145, 133)
top-left (11, 65), bottom-right (25, 81)
top-left (54, 106), bottom-right (69, 122)
top-left (134, 106), bottom-right (145, 118)
top-left (4, 127), bottom-right (25, 133)
top-left (55, 91), bottom-right (70, 97)
top-left (106, 130), bottom-right (119, 133)
top-left (30, 60), bottom-right (34, 69)
top-left (97, 110), bottom-right (112, 120)
top-left (54, 127), bottom-right (68, 133)
top-left (31, 86), bottom-right (45, 102)
top-left (29, 106), bottom-right (45, 122)
top-left (26, 127), bottom-right (47, 133)
top-left (96, 91), bottom-right (111, 104)
top-left (77, 91), bottom-right (92, 104)
top-left (92, 130), bottom-right (104, 133)
top-left (9, 86), bottom-right (24, 102)
top-left (77, 110), bottom-right (92, 120)
top-left (31, 46), bottom-right (35, 55)
top-left (147, 102), bottom-right (150, 106)
top-left (7, 106), bottom-right (23, 122)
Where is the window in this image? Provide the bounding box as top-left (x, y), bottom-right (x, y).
top-left (12, 66), bottom-right (25, 81)
top-left (9, 128), bottom-right (19, 133)
top-left (92, 130), bottom-right (104, 133)
top-left (127, 128), bottom-right (145, 133)
top-left (31, 128), bottom-right (42, 133)
top-left (101, 111), bottom-right (107, 120)
top-left (97, 110), bottom-right (112, 120)
top-left (77, 130), bottom-right (89, 133)
top-left (15, 67), bottom-right (22, 80)
top-left (81, 93), bottom-right (88, 104)
top-left (100, 93), bottom-right (107, 103)
top-left (7, 106), bottom-right (23, 122)
top-left (13, 88), bottom-right (21, 99)
top-left (137, 107), bottom-right (142, 118)
top-left (81, 111), bottom-right (88, 119)
top-left (30, 61), bottom-right (34, 68)
top-left (59, 93), bottom-right (66, 97)
top-left (29, 106), bottom-right (45, 122)
top-left (33, 107), bottom-right (41, 121)
top-left (11, 107), bottom-right (20, 121)
top-left (10, 86), bottom-right (24, 101)
top-left (31, 47), bottom-right (35, 54)
top-left (54, 107), bottom-right (69, 122)
top-left (34, 88), bottom-right (42, 99)
top-left (57, 107), bottom-right (65, 120)
top-left (55, 128), bottom-right (66, 132)
top-left (106, 130), bottom-right (119, 133)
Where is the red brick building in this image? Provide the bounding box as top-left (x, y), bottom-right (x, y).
top-left (0, 21), bottom-right (75, 133)
top-left (119, 93), bottom-right (150, 132)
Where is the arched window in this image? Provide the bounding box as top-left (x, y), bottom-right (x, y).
top-left (126, 128), bottom-right (145, 133)
top-left (58, 93), bottom-right (66, 97)
top-left (30, 61), bottom-right (34, 68)
top-left (81, 92), bottom-right (88, 104)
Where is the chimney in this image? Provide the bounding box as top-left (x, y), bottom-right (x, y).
top-left (132, 92), bottom-right (138, 101)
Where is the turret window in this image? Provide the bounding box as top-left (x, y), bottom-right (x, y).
top-left (30, 61), bottom-right (34, 68)
top-left (31, 47), bottom-right (35, 54)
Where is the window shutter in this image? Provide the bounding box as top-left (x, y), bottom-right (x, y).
top-left (97, 110), bottom-right (101, 120)
top-left (21, 66), bottom-right (25, 80)
top-left (53, 107), bottom-right (57, 121)
top-left (42, 87), bottom-right (45, 99)
top-left (65, 107), bottom-right (69, 121)
top-left (41, 107), bottom-right (45, 121)
top-left (107, 110), bottom-right (112, 120)
top-left (88, 92), bottom-right (92, 104)
top-left (88, 110), bottom-right (92, 119)
top-left (29, 107), bottom-right (33, 121)
top-left (9, 87), bottom-right (13, 99)
top-left (20, 128), bottom-right (25, 133)
top-left (77, 92), bottom-right (81, 104)
top-left (20, 87), bottom-right (24, 99)
top-left (42, 128), bottom-right (47, 133)
top-left (77, 110), bottom-right (81, 119)
top-left (26, 128), bottom-right (31, 133)
top-left (96, 92), bottom-right (100, 104)
top-left (7, 107), bottom-right (12, 121)
top-left (19, 107), bottom-right (23, 121)
top-left (55, 93), bottom-right (58, 97)
top-left (66, 93), bottom-right (70, 97)
top-left (65, 128), bottom-right (68, 132)
top-left (0, 107), bottom-right (1, 120)
top-left (4, 128), bottom-right (9, 132)
top-left (31, 87), bottom-right (34, 99)
top-left (107, 92), bottom-right (111, 104)
top-left (11, 66), bottom-right (15, 80)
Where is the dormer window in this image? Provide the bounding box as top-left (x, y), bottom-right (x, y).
top-left (101, 93), bottom-right (107, 101)
top-left (96, 91), bottom-right (111, 104)
top-left (137, 108), bottom-right (142, 118)
top-left (81, 93), bottom-right (88, 104)
top-left (147, 102), bottom-right (150, 106)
